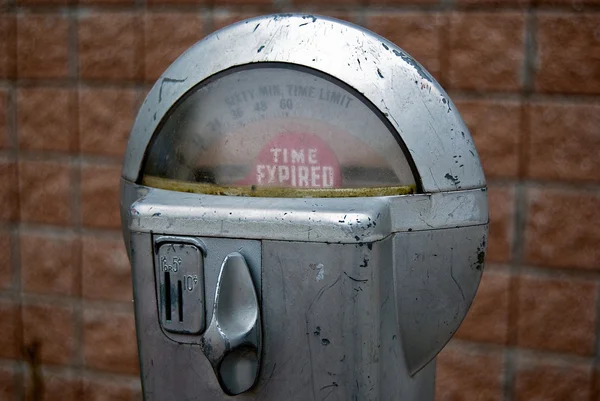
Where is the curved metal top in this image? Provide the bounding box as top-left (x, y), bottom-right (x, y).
top-left (122, 14), bottom-right (485, 193)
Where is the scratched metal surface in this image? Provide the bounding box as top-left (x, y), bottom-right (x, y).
top-left (129, 228), bottom-right (485, 399)
top-left (133, 231), bottom-right (485, 400)
top-left (122, 13), bottom-right (485, 193)
top-left (125, 183), bottom-right (488, 243)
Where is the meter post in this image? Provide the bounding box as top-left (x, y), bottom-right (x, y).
top-left (121, 13), bottom-right (488, 400)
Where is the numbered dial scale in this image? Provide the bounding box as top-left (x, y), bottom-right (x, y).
top-left (143, 64), bottom-right (419, 197)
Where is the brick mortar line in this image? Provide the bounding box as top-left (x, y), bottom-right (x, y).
top-left (354, 3), bottom-right (368, 26)
top-left (70, 2), bottom-right (86, 376)
top-left (17, 151), bottom-right (123, 165)
top-left (452, 338), bottom-right (598, 363)
top-left (440, 0), bottom-right (456, 12)
top-left (6, 60), bottom-right (26, 401)
top-left (487, 178), bottom-right (600, 193)
top-left (38, 364), bottom-right (142, 384)
top-left (15, 225), bottom-right (80, 238)
top-left (0, 359), bottom-right (142, 381)
top-left (449, 91), bottom-right (600, 103)
top-left (0, 79), bottom-right (141, 88)
top-left (437, 11), bottom-right (450, 89)
top-left (1, 151), bottom-right (118, 166)
top-left (593, 289), bottom-right (600, 399)
top-left (6, 3), bottom-right (600, 11)
top-left (504, 180), bottom-right (527, 401)
top-left (0, 17), bottom-right (25, 396)
top-left (17, 223), bottom-right (122, 237)
top-left (503, 346), bottom-right (516, 401)
top-left (523, 10), bottom-right (536, 94)
top-left (505, 6), bottom-right (535, 388)
top-left (272, 0), bottom-right (292, 12)
top-left (13, 360), bottom-right (142, 388)
top-left (4, 291), bottom-right (135, 310)
top-left (202, 6), bottom-right (214, 38)
top-left (518, 264), bottom-right (600, 279)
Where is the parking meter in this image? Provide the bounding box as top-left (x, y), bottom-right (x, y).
top-left (121, 14), bottom-right (488, 401)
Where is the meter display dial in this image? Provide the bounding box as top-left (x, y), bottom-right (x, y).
top-left (143, 64), bottom-right (418, 197)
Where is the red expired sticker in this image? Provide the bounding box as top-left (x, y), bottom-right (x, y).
top-left (247, 133), bottom-right (341, 188)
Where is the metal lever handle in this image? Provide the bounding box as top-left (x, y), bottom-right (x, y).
top-left (201, 252), bottom-right (262, 395)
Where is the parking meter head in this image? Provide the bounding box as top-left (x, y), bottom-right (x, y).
top-left (120, 14), bottom-right (488, 401)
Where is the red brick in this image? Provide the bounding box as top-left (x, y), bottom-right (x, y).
top-left (82, 374), bottom-right (141, 401)
top-left (17, 88), bottom-right (77, 152)
top-left (144, 13), bottom-right (203, 82)
top-left (20, 232), bottom-right (79, 296)
top-left (78, 12), bottom-right (142, 81)
top-left (79, 88), bottom-right (136, 157)
top-left (515, 353), bottom-right (593, 401)
top-left (456, 269), bottom-right (510, 344)
top-left (365, 13), bottom-right (442, 79)
top-left (82, 235), bottom-right (132, 302)
top-left (487, 185), bottom-right (514, 263)
top-left (436, 342), bottom-right (504, 401)
top-left (516, 273), bottom-right (597, 356)
top-left (455, 99), bottom-right (521, 178)
top-left (17, 14), bottom-right (69, 79)
top-left (22, 302), bottom-right (77, 365)
top-left (19, 160), bottom-right (71, 225)
top-left (535, 14), bottom-right (600, 94)
top-left (525, 188), bottom-right (600, 270)
top-left (0, 365), bottom-right (17, 401)
top-left (0, 90), bottom-right (8, 150)
top-left (81, 164), bottom-right (121, 229)
top-left (0, 159), bottom-right (18, 222)
top-left (0, 16), bottom-right (17, 79)
top-left (527, 102), bottom-right (600, 183)
top-left (83, 308), bottom-right (139, 374)
top-left (0, 231), bottom-right (12, 290)
top-left (448, 12), bottom-right (525, 91)
top-left (25, 369), bottom-right (82, 401)
top-left (0, 300), bottom-right (21, 359)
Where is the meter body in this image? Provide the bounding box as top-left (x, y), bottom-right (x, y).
top-left (121, 14), bottom-right (488, 400)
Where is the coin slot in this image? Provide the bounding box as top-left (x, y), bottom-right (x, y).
top-left (156, 240), bottom-right (206, 334)
top-left (165, 272), bottom-right (172, 321)
top-left (178, 280), bottom-right (183, 322)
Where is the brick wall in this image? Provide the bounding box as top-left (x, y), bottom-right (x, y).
top-left (0, 0), bottom-right (598, 398)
